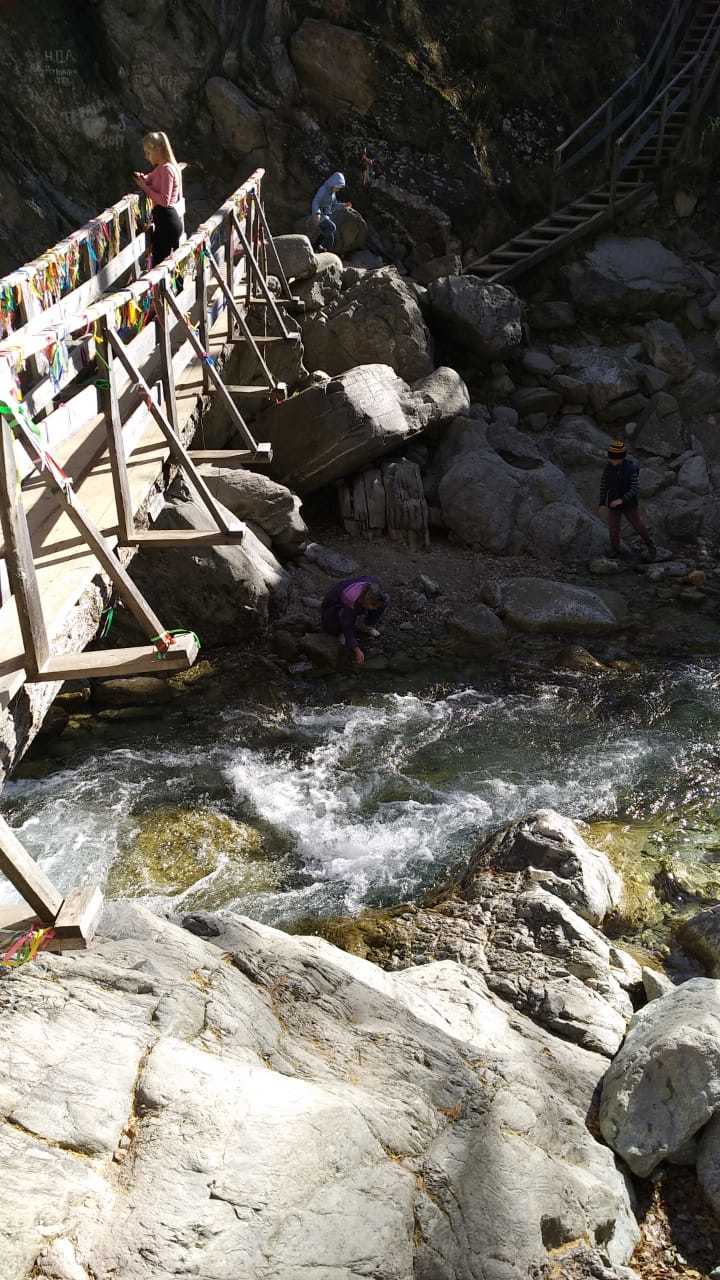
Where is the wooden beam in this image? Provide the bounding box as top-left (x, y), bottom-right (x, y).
top-left (196, 249), bottom-right (211, 394)
top-left (106, 327), bottom-right (244, 539)
top-left (35, 633), bottom-right (199, 680)
top-left (205, 245), bottom-right (280, 391)
top-left (52, 885), bottom-right (103, 949)
top-left (251, 189), bottom-right (294, 302)
top-left (129, 529), bottom-right (246, 547)
top-left (189, 445), bottom-right (273, 465)
top-left (0, 423), bottom-right (49, 676)
top-left (0, 813), bottom-right (62, 922)
top-left (158, 281), bottom-right (179, 435)
top-left (232, 211), bottom-right (293, 340)
top-left (99, 316), bottom-right (135, 543)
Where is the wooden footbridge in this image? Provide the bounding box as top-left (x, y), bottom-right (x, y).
top-left (467, 0), bottom-right (720, 282)
top-left (0, 168), bottom-right (300, 955)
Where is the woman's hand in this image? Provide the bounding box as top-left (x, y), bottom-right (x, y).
top-left (132, 171), bottom-right (145, 187)
top-left (353, 646), bottom-right (365, 666)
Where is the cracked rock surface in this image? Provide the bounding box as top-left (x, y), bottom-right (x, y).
top-left (2, 895), bottom-right (638, 1280)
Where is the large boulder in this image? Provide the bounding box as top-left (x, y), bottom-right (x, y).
top-left (643, 319), bottom-right (695, 383)
top-left (0, 904), bottom-right (639, 1280)
top-left (272, 234), bottom-right (318, 283)
top-left (205, 77), bottom-right (266, 152)
top-left (463, 810), bottom-right (622, 926)
top-left (196, 468), bottom-right (308, 557)
top-left (564, 236), bottom-right (701, 318)
top-left (293, 252), bottom-right (344, 313)
top-left (332, 205), bottom-right (369, 255)
top-left (600, 979), bottom-right (720, 1176)
top-left (427, 276), bottom-right (522, 360)
top-left (290, 19), bottom-right (378, 113)
top-left (497, 578), bottom-right (626, 634)
top-left (437, 438), bottom-right (608, 561)
top-left (257, 363), bottom-right (469, 494)
top-left (678, 903), bottom-right (720, 976)
top-left (301, 268), bottom-right (434, 382)
top-left (562, 347), bottom-right (641, 415)
top-left (129, 497), bottom-right (288, 644)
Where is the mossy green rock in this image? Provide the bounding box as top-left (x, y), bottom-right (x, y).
top-left (108, 806), bottom-right (278, 900)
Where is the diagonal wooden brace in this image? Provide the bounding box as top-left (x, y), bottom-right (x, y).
top-left (162, 285), bottom-right (260, 452)
top-left (231, 210), bottom-right (293, 341)
top-left (105, 326), bottom-right (245, 542)
top-left (204, 245), bottom-right (279, 392)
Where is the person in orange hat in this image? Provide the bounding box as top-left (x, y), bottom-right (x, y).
top-left (598, 438), bottom-right (656, 561)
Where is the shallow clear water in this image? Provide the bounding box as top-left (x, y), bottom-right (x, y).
top-left (3, 663), bottom-right (720, 930)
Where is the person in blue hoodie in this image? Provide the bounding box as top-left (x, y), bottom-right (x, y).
top-left (311, 171), bottom-right (347, 251)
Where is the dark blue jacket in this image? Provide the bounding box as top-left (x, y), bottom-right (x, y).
top-left (600, 457), bottom-right (640, 507)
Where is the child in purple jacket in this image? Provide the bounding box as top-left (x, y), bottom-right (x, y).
top-left (320, 577), bottom-right (387, 666)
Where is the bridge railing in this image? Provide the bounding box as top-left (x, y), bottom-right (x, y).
top-left (0, 171), bottom-right (270, 483)
top-left (551, 0), bottom-right (695, 207)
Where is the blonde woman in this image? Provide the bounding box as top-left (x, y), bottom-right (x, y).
top-left (133, 131), bottom-right (184, 267)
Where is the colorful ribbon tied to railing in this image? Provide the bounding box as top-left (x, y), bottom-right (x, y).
top-left (0, 927), bottom-right (55, 968)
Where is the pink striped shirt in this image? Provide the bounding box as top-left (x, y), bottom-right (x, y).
top-left (137, 163), bottom-right (181, 209)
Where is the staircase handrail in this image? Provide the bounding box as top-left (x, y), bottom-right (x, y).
top-left (609, 53), bottom-right (698, 199)
top-left (687, 5), bottom-right (720, 125)
top-left (552, 0), bottom-right (694, 197)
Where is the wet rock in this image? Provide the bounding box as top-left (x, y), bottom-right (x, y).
top-left (498, 578), bottom-right (626, 634)
top-left (272, 234), bottom-right (319, 283)
top-left (558, 645), bottom-right (608, 672)
top-left (92, 676), bottom-right (174, 708)
top-left (678, 904), bottom-right (720, 976)
top-left (446, 607), bottom-right (508, 656)
top-left (565, 236), bottom-right (700, 318)
top-left (196, 468), bottom-right (307, 557)
top-left (426, 277), bottom-right (522, 360)
top-left (600, 978), bottom-right (720, 1176)
top-left (300, 632), bottom-right (340, 668)
top-left (36, 703), bottom-right (70, 737)
top-left (205, 77), bottom-right (266, 152)
top-left (464, 810), bottom-right (622, 926)
top-left (301, 268), bottom-right (434, 382)
top-left (643, 319), bottom-right (695, 383)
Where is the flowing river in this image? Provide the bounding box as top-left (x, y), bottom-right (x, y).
top-left (3, 661), bottom-right (720, 949)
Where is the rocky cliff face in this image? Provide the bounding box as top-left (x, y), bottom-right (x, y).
top-left (0, 0), bottom-right (662, 273)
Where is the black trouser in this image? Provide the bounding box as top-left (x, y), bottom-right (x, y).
top-left (151, 205), bottom-right (183, 266)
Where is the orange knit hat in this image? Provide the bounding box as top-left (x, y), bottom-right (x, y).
top-left (607, 439), bottom-right (627, 459)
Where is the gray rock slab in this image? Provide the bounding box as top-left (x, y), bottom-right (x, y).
top-left (565, 236), bottom-right (700, 318)
top-left (427, 276), bottom-right (523, 360)
top-left (600, 978), bottom-right (720, 1175)
top-left (499, 577), bottom-right (626, 635)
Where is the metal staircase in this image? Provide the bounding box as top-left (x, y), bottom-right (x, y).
top-left (466, 0), bottom-right (720, 284)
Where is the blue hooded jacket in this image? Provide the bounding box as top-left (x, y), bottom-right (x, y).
top-left (311, 171), bottom-right (346, 218)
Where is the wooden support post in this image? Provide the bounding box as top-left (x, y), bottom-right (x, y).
top-left (162, 285), bottom-right (261, 452)
top-left (251, 190), bottom-right (294, 302)
top-left (127, 204), bottom-right (143, 282)
top-left (9, 423), bottom-right (170, 644)
top-left (196, 249), bottom-right (211, 394)
top-left (232, 211), bottom-right (292, 340)
top-left (0, 422), bottom-right (49, 676)
top-left (99, 316), bottom-right (135, 543)
top-left (0, 814), bottom-right (62, 923)
top-left (204, 246), bottom-right (278, 391)
top-left (244, 198), bottom-right (254, 309)
top-left (226, 215), bottom-right (236, 344)
top-left (105, 327), bottom-right (245, 539)
top-left (52, 886), bottom-right (104, 949)
top-left (158, 280), bottom-right (179, 434)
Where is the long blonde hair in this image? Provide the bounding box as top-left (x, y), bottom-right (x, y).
top-left (143, 130), bottom-right (180, 174)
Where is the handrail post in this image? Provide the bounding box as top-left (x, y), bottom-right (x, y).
top-left (550, 152), bottom-right (561, 212)
top-left (656, 91), bottom-right (669, 163)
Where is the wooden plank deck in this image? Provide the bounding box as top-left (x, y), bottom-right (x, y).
top-left (0, 275), bottom-right (235, 708)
